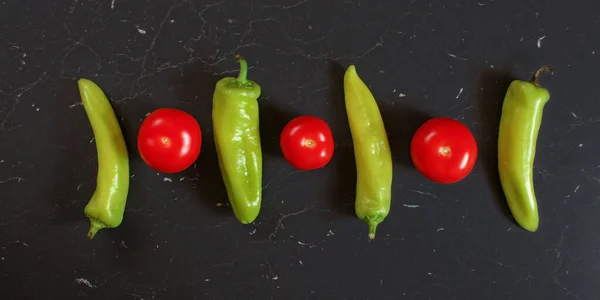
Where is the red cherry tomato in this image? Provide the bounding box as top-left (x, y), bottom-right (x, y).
top-left (410, 117), bottom-right (477, 184)
top-left (137, 108), bottom-right (202, 173)
top-left (280, 116), bottom-right (334, 171)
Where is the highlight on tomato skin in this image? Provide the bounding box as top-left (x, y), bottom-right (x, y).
top-left (137, 108), bottom-right (202, 174)
top-left (280, 116), bottom-right (335, 171)
top-left (410, 117), bottom-right (478, 184)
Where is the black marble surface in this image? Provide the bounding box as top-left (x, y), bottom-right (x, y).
top-left (2, 0), bottom-right (600, 299)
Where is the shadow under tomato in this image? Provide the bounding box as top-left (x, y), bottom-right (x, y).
top-left (475, 68), bottom-right (515, 220)
top-left (259, 100), bottom-right (297, 158)
top-left (379, 101), bottom-right (432, 169)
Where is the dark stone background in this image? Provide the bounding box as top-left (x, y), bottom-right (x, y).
top-left (1, 0), bottom-right (599, 299)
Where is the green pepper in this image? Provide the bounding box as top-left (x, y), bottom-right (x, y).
top-left (498, 65), bottom-right (554, 232)
top-left (78, 79), bottom-right (130, 239)
top-left (212, 56), bottom-right (263, 224)
top-left (343, 65), bottom-right (393, 239)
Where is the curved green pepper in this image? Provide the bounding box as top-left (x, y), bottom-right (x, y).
top-left (498, 66), bottom-right (554, 232)
top-left (343, 65), bottom-right (393, 239)
top-left (212, 56), bottom-right (263, 224)
top-left (78, 79), bottom-right (130, 239)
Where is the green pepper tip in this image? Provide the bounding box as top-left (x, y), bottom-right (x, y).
top-left (517, 217), bottom-right (539, 233)
top-left (346, 64), bottom-right (357, 74)
top-left (367, 220), bottom-right (378, 240)
top-left (87, 219), bottom-right (106, 239)
top-left (77, 78), bottom-right (90, 89)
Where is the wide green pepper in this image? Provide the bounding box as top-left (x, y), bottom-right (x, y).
top-left (212, 56), bottom-right (263, 224)
top-left (343, 65), bottom-right (393, 239)
top-left (78, 79), bottom-right (130, 239)
top-left (498, 65), bottom-right (554, 232)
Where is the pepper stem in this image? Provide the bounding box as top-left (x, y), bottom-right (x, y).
top-left (368, 220), bottom-right (378, 240)
top-left (87, 219), bottom-right (105, 239)
top-left (531, 65), bottom-right (554, 85)
top-left (235, 55), bottom-right (248, 83)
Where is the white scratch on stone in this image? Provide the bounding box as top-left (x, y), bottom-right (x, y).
top-left (282, 0), bottom-right (309, 9)
top-left (403, 204), bottom-right (420, 208)
top-left (299, 260), bottom-right (303, 266)
top-left (537, 35), bottom-right (546, 48)
top-left (110, 0), bottom-right (115, 9)
top-left (163, 177), bottom-right (172, 182)
top-left (398, 93), bottom-right (406, 97)
top-left (297, 241), bottom-right (316, 247)
top-left (0, 177), bottom-right (24, 184)
top-left (75, 278), bottom-right (96, 288)
top-left (272, 274), bottom-right (279, 280)
top-left (136, 27), bottom-right (147, 35)
top-left (409, 189), bottom-right (438, 198)
top-left (447, 53), bottom-right (468, 61)
top-left (437, 228), bottom-right (445, 232)
top-left (455, 88), bottom-right (464, 99)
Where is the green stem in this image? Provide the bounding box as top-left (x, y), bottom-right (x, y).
top-left (531, 65), bottom-right (554, 85)
top-left (235, 55), bottom-right (248, 83)
top-left (87, 219), bottom-right (105, 239)
top-left (368, 220), bottom-right (378, 240)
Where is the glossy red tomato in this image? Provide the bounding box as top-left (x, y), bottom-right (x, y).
top-left (410, 117), bottom-right (477, 184)
top-left (280, 116), bottom-right (334, 171)
top-left (137, 108), bottom-right (202, 173)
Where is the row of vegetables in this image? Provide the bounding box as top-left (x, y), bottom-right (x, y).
top-left (78, 56), bottom-right (553, 239)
